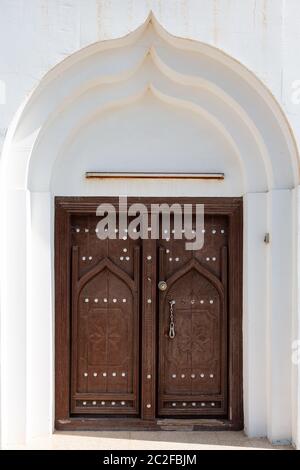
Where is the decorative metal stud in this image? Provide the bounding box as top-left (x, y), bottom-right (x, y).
top-left (147, 255), bottom-right (152, 261)
top-left (122, 298), bottom-right (127, 303)
top-left (76, 228), bottom-right (80, 233)
top-left (112, 372), bottom-right (117, 377)
top-left (200, 300), bottom-right (204, 304)
top-left (169, 257), bottom-right (173, 262)
top-left (182, 402), bottom-right (187, 407)
top-left (206, 257), bottom-right (210, 261)
top-left (84, 298), bottom-right (89, 303)
top-left (211, 402), bottom-right (215, 407)
top-left (126, 256), bottom-right (130, 261)
top-left (92, 401), bottom-right (96, 406)
top-left (166, 249), bottom-right (170, 254)
top-left (175, 257), bottom-right (179, 262)
top-left (191, 374), bottom-right (196, 379)
top-left (212, 257), bottom-right (216, 261)
top-left (102, 372), bottom-right (107, 377)
top-left (147, 374), bottom-right (151, 379)
top-left (94, 298), bottom-right (99, 303)
top-left (103, 298), bottom-right (108, 303)
top-left (121, 401), bottom-right (125, 406)
top-left (121, 372), bottom-right (126, 377)
top-left (200, 373), bottom-right (205, 378)
top-left (191, 299), bottom-right (196, 304)
top-left (172, 402), bottom-right (176, 407)
top-left (181, 374), bottom-right (185, 379)
top-left (111, 401), bottom-right (116, 406)
top-left (192, 402), bottom-right (196, 407)
top-left (101, 401), bottom-right (105, 405)
top-left (85, 228), bottom-right (89, 233)
top-left (210, 300), bottom-right (214, 304)
top-left (201, 402), bottom-right (205, 407)
top-left (88, 256), bottom-right (93, 260)
top-left (146, 403), bottom-right (151, 408)
top-left (113, 298), bottom-right (117, 303)
top-left (93, 372), bottom-right (98, 377)
top-left (83, 401), bottom-right (87, 406)
top-left (147, 299), bottom-right (152, 304)
top-left (83, 372), bottom-right (88, 377)
top-left (82, 256), bottom-right (86, 261)
top-left (172, 374), bottom-right (177, 379)
top-left (210, 374), bottom-right (214, 378)
top-left (123, 248), bottom-right (127, 253)
top-left (120, 256), bottom-right (124, 261)
top-left (221, 229), bottom-right (225, 234)
top-left (212, 229), bottom-right (216, 234)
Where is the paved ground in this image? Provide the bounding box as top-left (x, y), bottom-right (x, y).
top-left (7, 431), bottom-right (293, 450)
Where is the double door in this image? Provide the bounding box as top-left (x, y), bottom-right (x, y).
top-left (70, 212), bottom-right (228, 419)
top-left (55, 197), bottom-right (243, 429)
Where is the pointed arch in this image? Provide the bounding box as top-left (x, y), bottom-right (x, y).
top-left (76, 257), bottom-right (135, 293)
top-left (164, 257), bottom-right (224, 299)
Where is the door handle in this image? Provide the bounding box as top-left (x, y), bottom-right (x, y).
top-left (168, 300), bottom-right (176, 339)
top-left (158, 281), bottom-right (167, 291)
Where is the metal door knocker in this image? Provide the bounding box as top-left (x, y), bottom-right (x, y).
top-left (168, 300), bottom-right (176, 339)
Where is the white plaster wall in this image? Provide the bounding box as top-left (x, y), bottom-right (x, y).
top-left (293, 187), bottom-right (300, 449)
top-left (50, 92), bottom-right (243, 196)
top-left (243, 193), bottom-right (268, 437)
top-left (1, 0), bottom-right (300, 158)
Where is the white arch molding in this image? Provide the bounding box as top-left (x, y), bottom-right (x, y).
top-left (0, 13), bottom-right (299, 447)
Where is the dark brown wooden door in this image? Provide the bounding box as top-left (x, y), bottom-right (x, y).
top-left (70, 215), bottom-right (141, 415)
top-left (56, 198), bottom-right (243, 429)
top-left (157, 215), bottom-right (228, 417)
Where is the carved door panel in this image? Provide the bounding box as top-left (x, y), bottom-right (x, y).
top-left (157, 215), bottom-right (228, 417)
top-left (70, 215), bottom-right (140, 415)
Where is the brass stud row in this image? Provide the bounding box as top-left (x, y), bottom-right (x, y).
top-left (171, 373), bottom-right (214, 379)
top-left (75, 227), bottom-right (225, 235)
top-left (82, 400), bottom-right (126, 406)
top-left (82, 256), bottom-right (93, 261)
top-left (83, 372), bottom-right (126, 378)
top-left (171, 402), bottom-right (216, 407)
top-left (84, 298), bottom-right (127, 303)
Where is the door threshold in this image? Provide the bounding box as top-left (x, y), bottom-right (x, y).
top-left (56, 417), bottom-right (243, 432)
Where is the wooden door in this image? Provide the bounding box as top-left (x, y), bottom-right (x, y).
top-left (157, 215), bottom-right (228, 416)
top-left (55, 197), bottom-right (243, 430)
top-left (70, 215), bottom-right (141, 415)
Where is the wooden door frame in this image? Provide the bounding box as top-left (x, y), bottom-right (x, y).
top-left (55, 196), bottom-right (243, 431)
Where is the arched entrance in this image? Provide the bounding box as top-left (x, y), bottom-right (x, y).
top-left (0, 13), bottom-right (298, 445)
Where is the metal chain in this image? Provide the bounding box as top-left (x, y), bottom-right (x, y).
top-left (168, 300), bottom-right (176, 339)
